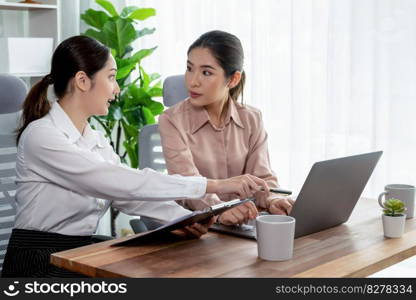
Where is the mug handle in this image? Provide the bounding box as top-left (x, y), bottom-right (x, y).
top-left (378, 191), bottom-right (388, 208)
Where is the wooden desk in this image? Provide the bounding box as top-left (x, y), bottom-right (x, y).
top-left (51, 198), bottom-right (416, 277)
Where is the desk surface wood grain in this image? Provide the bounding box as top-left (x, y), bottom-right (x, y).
top-left (51, 198), bottom-right (416, 277)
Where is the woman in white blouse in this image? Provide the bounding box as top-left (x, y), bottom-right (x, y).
top-left (1, 35), bottom-right (268, 278)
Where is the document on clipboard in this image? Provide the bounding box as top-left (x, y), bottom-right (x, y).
top-left (112, 197), bottom-right (254, 246)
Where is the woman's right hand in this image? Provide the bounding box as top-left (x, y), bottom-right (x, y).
top-left (217, 201), bottom-right (258, 225)
top-left (207, 174), bottom-right (269, 200)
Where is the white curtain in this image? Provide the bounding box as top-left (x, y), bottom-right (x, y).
top-left (126, 0), bottom-right (416, 198)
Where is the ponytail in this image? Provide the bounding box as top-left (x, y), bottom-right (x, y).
top-left (229, 70), bottom-right (245, 104)
top-left (16, 75), bottom-right (53, 144)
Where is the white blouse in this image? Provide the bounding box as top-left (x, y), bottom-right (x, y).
top-left (14, 102), bottom-right (206, 236)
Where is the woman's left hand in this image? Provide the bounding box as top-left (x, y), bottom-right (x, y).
top-left (268, 198), bottom-right (295, 215)
top-left (172, 217), bottom-right (215, 239)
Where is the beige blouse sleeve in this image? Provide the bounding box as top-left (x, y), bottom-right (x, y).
top-left (159, 113), bottom-right (224, 211)
top-left (244, 111), bottom-right (279, 208)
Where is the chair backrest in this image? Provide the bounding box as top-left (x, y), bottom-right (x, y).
top-left (0, 74), bottom-right (26, 135)
top-left (0, 74), bottom-right (27, 271)
top-left (162, 74), bottom-right (188, 107)
top-left (0, 135), bottom-right (18, 270)
top-left (139, 124), bottom-right (166, 172)
top-left (139, 75), bottom-right (187, 170)
top-left (0, 74), bottom-right (27, 115)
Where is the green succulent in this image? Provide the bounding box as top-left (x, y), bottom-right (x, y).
top-left (383, 198), bottom-right (406, 217)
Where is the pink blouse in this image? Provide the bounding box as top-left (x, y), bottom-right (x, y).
top-left (158, 98), bottom-right (278, 211)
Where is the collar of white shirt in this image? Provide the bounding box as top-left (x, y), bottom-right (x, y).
top-left (49, 101), bottom-right (104, 150)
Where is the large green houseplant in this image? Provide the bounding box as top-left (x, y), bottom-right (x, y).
top-left (81, 0), bottom-right (164, 236)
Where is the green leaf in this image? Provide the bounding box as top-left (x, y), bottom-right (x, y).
top-left (83, 29), bottom-right (107, 45)
top-left (128, 8), bottom-right (156, 21)
top-left (116, 57), bottom-right (136, 80)
top-left (146, 100), bottom-right (164, 116)
top-left (81, 9), bottom-right (109, 30)
top-left (383, 198), bottom-right (406, 216)
top-left (81, 9), bottom-right (110, 30)
top-left (122, 106), bottom-right (144, 132)
top-left (121, 119), bottom-right (139, 139)
top-left (103, 19), bottom-right (136, 56)
top-left (141, 106), bottom-right (156, 124)
top-left (115, 56), bottom-right (128, 69)
top-left (124, 45), bottom-right (133, 56)
top-left (148, 87), bottom-right (163, 97)
top-left (140, 66), bottom-right (150, 88)
top-left (136, 27), bottom-right (156, 39)
top-left (115, 48), bottom-right (156, 80)
top-left (150, 73), bottom-right (161, 83)
top-left (120, 6), bottom-right (139, 18)
top-left (123, 139), bottom-right (138, 168)
top-left (96, 0), bottom-right (118, 17)
top-left (116, 76), bottom-right (129, 90)
top-left (131, 47), bottom-right (157, 64)
top-left (116, 65), bottom-right (135, 80)
top-left (124, 108), bottom-right (143, 126)
top-left (127, 85), bottom-right (151, 106)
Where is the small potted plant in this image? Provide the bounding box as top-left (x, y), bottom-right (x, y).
top-left (380, 198), bottom-right (406, 238)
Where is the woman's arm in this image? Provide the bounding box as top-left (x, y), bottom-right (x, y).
top-left (22, 123), bottom-right (207, 202)
top-left (22, 123), bottom-right (266, 218)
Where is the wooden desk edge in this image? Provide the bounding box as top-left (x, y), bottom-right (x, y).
top-left (50, 238), bottom-right (131, 277)
top-left (294, 230), bottom-right (416, 278)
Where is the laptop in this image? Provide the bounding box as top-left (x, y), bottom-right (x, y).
top-left (209, 151), bottom-right (383, 239)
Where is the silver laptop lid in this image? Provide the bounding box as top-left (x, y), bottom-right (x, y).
top-left (290, 151), bottom-right (383, 238)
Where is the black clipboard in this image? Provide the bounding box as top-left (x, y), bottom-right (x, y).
top-left (112, 197), bottom-right (253, 246)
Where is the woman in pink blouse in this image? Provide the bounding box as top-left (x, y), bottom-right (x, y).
top-left (159, 30), bottom-right (294, 225)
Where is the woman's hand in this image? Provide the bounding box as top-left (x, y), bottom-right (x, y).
top-left (172, 217), bottom-right (215, 239)
top-left (217, 201), bottom-right (258, 225)
top-left (268, 197), bottom-right (295, 215)
top-left (207, 174), bottom-right (269, 199)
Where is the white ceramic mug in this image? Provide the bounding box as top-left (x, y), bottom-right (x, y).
top-left (378, 184), bottom-right (415, 219)
top-left (256, 215), bottom-right (295, 261)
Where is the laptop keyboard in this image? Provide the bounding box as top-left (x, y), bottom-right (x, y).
top-left (209, 223), bottom-right (257, 239)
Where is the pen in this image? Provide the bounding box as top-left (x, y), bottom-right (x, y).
top-left (268, 188), bottom-right (292, 195)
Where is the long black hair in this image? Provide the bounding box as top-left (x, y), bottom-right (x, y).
top-left (16, 35), bottom-right (109, 143)
top-left (188, 30), bottom-right (245, 103)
